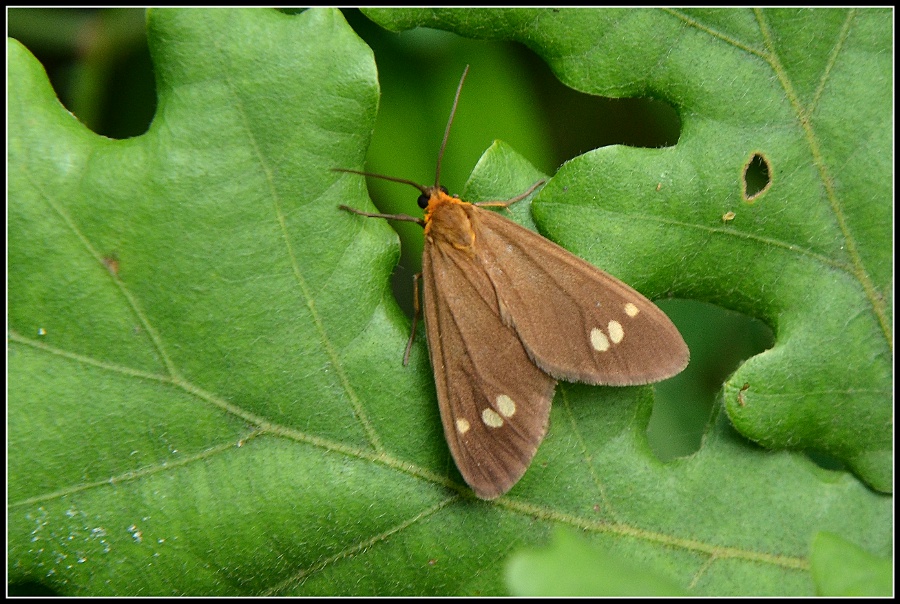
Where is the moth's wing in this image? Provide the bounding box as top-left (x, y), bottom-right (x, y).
top-left (471, 206), bottom-right (689, 386)
top-left (422, 236), bottom-right (557, 500)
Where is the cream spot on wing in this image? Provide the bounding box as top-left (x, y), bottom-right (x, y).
top-left (496, 395), bottom-right (516, 418)
top-left (608, 320), bottom-right (624, 344)
top-left (482, 408), bottom-right (504, 428)
top-left (624, 302), bottom-right (639, 317)
top-left (456, 418), bottom-right (470, 434)
top-left (590, 327), bottom-right (610, 352)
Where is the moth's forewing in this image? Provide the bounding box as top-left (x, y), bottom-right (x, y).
top-left (422, 206), bottom-right (556, 500)
top-left (338, 65), bottom-right (689, 500)
top-left (471, 206), bottom-right (689, 386)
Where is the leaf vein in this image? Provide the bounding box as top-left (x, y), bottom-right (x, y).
top-left (29, 180), bottom-right (179, 379)
top-left (754, 8), bottom-right (891, 351)
top-left (220, 70), bottom-right (384, 453)
top-left (266, 496), bottom-right (457, 595)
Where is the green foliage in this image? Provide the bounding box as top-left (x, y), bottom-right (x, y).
top-left (506, 527), bottom-right (685, 596)
top-left (365, 6), bottom-right (893, 493)
top-left (810, 532), bottom-right (893, 596)
top-left (8, 8), bottom-right (891, 596)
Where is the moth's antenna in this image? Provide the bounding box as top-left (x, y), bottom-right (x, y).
top-left (331, 168), bottom-right (428, 194)
top-left (434, 65), bottom-right (469, 188)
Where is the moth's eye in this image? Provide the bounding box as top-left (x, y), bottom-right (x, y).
top-left (439, 185), bottom-right (449, 194)
top-left (417, 194), bottom-right (430, 209)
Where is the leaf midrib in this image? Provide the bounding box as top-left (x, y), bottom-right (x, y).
top-left (669, 8), bottom-right (890, 349)
top-left (9, 330), bottom-right (811, 581)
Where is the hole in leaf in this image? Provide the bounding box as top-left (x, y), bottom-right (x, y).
top-left (529, 71), bottom-right (681, 158)
top-left (8, 8), bottom-right (155, 139)
top-left (805, 449), bottom-right (847, 472)
top-left (742, 152), bottom-right (771, 201)
top-left (8, 581), bottom-right (60, 597)
top-left (647, 300), bottom-right (775, 462)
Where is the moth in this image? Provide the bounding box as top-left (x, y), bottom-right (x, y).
top-left (336, 67), bottom-right (689, 499)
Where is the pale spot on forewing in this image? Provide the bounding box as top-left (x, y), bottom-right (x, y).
top-left (482, 408), bottom-right (504, 428)
top-left (590, 328), bottom-right (610, 352)
top-left (608, 320), bottom-right (624, 344)
top-left (456, 418), bottom-right (470, 434)
top-left (624, 303), bottom-right (639, 317)
top-left (496, 395), bottom-right (516, 418)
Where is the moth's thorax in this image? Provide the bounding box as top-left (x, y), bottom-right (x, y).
top-left (424, 190), bottom-right (477, 254)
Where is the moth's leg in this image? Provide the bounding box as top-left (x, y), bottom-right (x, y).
top-left (403, 272), bottom-right (423, 366)
top-left (473, 179), bottom-right (545, 210)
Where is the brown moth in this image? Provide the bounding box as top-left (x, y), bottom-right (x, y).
top-left (336, 66), bottom-right (689, 499)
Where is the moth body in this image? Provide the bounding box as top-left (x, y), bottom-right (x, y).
top-left (336, 66), bottom-right (688, 500)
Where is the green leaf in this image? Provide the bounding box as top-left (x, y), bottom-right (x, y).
top-left (506, 527), bottom-right (685, 596)
top-left (365, 7), bottom-right (893, 492)
top-left (810, 532), bottom-right (893, 596)
top-left (8, 7), bottom-right (891, 596)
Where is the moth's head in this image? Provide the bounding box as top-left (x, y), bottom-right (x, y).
top-left (333, 65), bottom-right (471, 219)
top-left (417, 185), bottom-right (450, 209)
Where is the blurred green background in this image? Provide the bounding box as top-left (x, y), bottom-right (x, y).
top-left (8, 7), bottom-right (777, 464)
